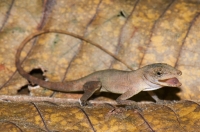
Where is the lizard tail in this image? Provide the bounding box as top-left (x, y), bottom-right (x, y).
top-left (15, 30), bottom-right (88, 92)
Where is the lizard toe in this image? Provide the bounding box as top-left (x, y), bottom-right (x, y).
top-left (125, 104), bottom-right (143, 112)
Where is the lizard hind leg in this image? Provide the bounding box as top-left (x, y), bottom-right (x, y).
top-left (80, 81), bottom-right (102, 106)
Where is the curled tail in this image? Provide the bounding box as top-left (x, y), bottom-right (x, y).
top-left (15, 30), bottom-right (90, 92)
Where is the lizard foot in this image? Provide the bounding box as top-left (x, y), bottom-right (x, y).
top-left (156, 99), bottom-right (165, 105)
top-left (79, 99), bottom-right (87, 106)
top-left (109, 106), bottom-right (125, 114)
top-left (125, 104), bottom-right (142, 112)
top-left (156, 100), bottom-right (173, 105)
top-left (106, 107), bottom-right (127, 119)
top-left (116, 99), bottom-right (142, 112)
top-left (79, 99), bottom-right (92, 106)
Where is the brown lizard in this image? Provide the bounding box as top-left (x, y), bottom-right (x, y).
top-left (15, 29), bottom-right (182, 106)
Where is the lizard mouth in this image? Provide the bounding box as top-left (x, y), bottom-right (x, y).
top-left (159, 77), bottom-right (181, 87)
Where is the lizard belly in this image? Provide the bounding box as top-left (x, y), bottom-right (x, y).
top-left (98, 70), bottom-right (135, 94)
top-left (100, 84), bottom-right (130, 94)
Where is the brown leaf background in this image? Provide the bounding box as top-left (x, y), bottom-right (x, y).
top-left (1, 0), bottom-right (200, 99)
top-left (0, 0), bottom-right (200, 131)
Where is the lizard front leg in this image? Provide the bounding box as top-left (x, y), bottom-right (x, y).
top-left (80, 81), bottom-right (102, 106)
top-left (147, 91), bottom-right (169, 104)
top-left (116, 89), bottom-right (140, 110)
top-left (147, 91), bottom-right (162, 102)
top-left (116, 89), bottom-right (142, 111)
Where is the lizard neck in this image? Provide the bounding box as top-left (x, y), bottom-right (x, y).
top-left (142, 72), bottom-right (162, 91)
top-left (128, 68), bottom-right (162, 91)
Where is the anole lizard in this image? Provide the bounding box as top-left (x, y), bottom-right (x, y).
top-left (15, 29), bottom-right (182, 106)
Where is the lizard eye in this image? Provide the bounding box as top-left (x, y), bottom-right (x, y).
top-left (156, 71), bottom-right (162, 76)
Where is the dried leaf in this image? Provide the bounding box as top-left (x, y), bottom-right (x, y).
top-left (0, 0), bottom-right (200, 131)
top-left (0, 101), bottom-right (200, 131)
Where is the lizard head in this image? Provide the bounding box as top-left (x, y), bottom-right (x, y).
top-left (143, 63), bottom-right (182, 89)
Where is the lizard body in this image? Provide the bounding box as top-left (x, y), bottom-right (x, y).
top-left (16, 30), bottom-right (182, 106)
